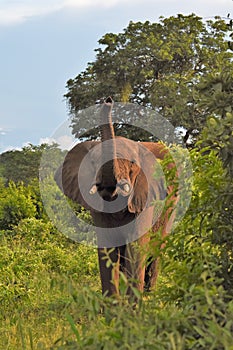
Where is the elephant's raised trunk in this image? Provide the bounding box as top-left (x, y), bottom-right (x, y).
top-left (100, 97), bottom-right (115, 141)
top-left (100, 97), bottom-right (119, 186)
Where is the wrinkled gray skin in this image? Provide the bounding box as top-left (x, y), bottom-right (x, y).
top-left (55, 97), bottom-right (174, 298)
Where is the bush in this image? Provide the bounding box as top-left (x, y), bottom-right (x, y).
top-left (0, 217), bottom-right (99, 316)
top-left (0, 182), bottom-right (37, 230)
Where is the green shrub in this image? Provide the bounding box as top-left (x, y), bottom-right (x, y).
top-left (0, 182), bottom-right (37, 230)
top-left (0, 217), bottom-right (99, 321)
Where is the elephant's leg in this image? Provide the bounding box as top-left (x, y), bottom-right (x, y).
top-left (97, 247), bottom-right (119, 297)
top-left (145, 205), bottom-right (176, 292)
top-left (122, 237), bottom-right (149, 297)
top-left (144, 257), bottom-right (160, 292)
top-left (126, 246), bottom-right (145, 296)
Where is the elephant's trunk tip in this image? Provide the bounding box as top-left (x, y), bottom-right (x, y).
top-left (105, 96), bottom-right (113, 105)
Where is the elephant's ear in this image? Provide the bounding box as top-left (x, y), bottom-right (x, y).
top-left (128, 144), bottom-right (167, 214)
top-left (55, 141), bottom-right (100, 210)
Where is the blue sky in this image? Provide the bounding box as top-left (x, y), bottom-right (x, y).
top-left (0, 0), bottom-right (231, 152)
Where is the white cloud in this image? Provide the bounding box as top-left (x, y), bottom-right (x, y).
top-left (0, 0), bottom-right (127, 26)
top-left (64, 0), bottom-right (120, 7)
top-left (39, 135), bottom-right (74, 150)
top-left (0, 126), bottom-right (9, 135)
top-left (0, 0), bottom-right (228, 26)
top-left (0, 145), bottom-right (21, 153)
top-left (0, 0), bottom-right (67, 26)
top-left (39, 137), bottom-right (56, 145)
top-left (0, 127), bottom-right (6, 135)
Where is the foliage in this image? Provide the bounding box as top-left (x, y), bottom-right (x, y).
top-left (194, 69), bottom-right (233, 291)
top-left (160, 147), bottom-right (233, 299)
top-left (202, 112), bottom-right (233, 174)
top-left (196, 69), bottom-right (233, 176)
top-left (53, 282), bottom-right (233, 350)
top-left (0, 217), bottom-right (99, 349)
top-left (65, 14), bottom-right (233, 141)
top-left (200, 115), bottom-right (233, 290)
top-left (0, 143), bottom-right (63, 185)
top-left (0, 182), bottom-right (37, 230)
top-left (1, 214), bottom-right (233, 350)
top-left (1, 143), bottom-right (233, 349)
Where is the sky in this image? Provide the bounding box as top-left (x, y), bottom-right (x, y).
top-left (0, 0), bottom-right (231, 153)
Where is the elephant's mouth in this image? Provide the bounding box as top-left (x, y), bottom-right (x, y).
top-left (89, 180), bottom-right (132, 203)
top-left (98, 185), bottom-right (118, 202)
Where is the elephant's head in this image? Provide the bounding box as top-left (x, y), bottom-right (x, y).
top-left (55, 97), bottom-right (166, 215)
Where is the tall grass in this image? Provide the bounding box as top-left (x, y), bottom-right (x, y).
top-left (1, 217), bottom-right (233, 349)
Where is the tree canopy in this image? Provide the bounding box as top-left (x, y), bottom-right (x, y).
top-left (65, 14), bottom-right (233, 142)
top-left (0, 143), bottom-right (63, 185)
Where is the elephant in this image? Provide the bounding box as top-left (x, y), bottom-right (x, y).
top-left (55, 97), bottom-right (177, 298)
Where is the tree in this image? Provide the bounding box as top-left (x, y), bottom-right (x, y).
top-left (197, 69), bottom-right (233, 175)
top-left (65, 14), bottom-right (233, 142)
top-left (0, 143), bottom-right (63, 185)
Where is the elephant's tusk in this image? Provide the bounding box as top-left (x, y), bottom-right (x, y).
top-left (89, 185), bottom-right (97, 195)
top-left (116, 181), bottom-right (132, 196)
top-left (123, 183), bottom-right (131, 193)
